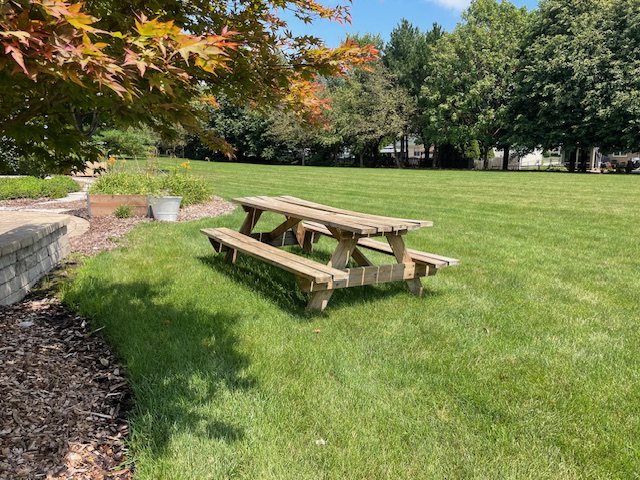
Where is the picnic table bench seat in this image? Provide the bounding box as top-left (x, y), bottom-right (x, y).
top-left (200, 227), bottom-right (349, 291)
top-left (301, 221), bottom-right (460, 273)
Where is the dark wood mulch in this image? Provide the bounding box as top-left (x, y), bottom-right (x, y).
top-left (0, 290), bottom-right (132, 479)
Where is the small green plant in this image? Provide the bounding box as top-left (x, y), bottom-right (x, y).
top-left (113, 204), bottom-right (135, 218)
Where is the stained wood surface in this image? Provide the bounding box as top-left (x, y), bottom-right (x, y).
top-left (204, 197), bottom-right (457, 311)
top-left (201, 227), bottom-right (349, 285)
top-left (233, 196), bottom-right (433, 236)
top-left (302, 221), bottom-right (460, 268)
top-left (298, 262), bottom-right (429, 292)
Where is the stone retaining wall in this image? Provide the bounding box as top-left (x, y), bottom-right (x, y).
top-left (0, 214), bottom-right (70, 305)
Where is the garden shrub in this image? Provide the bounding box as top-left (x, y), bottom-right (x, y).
top-left (160, 166), bottom-right (211, 206)
top-left (88, 161), bottom-right (211, 207)
top-left (0, 175), bottom-right (81, 200)
top-left (89, 170), bottom-right (160, 196)
top-left (39, 175), bottom-right (82, 198)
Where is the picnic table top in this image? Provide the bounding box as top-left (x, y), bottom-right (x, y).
top-left (233, 195), bottom-right (433, 236)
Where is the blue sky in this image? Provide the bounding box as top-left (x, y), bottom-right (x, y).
top-left (283, 0), bottom-right (539, 48)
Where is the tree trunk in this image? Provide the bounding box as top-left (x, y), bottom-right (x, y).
top-left (568, 149), bottom-right (577, 172)
top-left (483, 146), bottom-right (490, 171)
top-left (359, 152), bottom-right (364, 168)
top-left (393, 140), bottom-right (400, 168)
top-left (301, 149), bottom-right (306, 166)
top-left (502, 145), bottom-right (510, 171)
top-left (579, 148), bottom-right (589, 172)
top-left (404, 134), bottom-right (409, 166)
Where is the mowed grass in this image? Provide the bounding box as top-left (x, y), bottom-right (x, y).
top-left (63, 163), bottom-right (640, 479)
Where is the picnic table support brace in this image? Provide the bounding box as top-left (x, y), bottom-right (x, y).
top-left (307, 236), bottom-right (358, 312)
top-left (325, 225), bottom-right (372, 267)
top-left (226, 207), bottom-right (263, 263)
top-left (386, 234), bottom-right (424, 296)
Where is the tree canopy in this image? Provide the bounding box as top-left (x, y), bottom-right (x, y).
top-left (511, 0), bottom-right (640, 157)
top-left (421, 0), bottom-right (530, 166)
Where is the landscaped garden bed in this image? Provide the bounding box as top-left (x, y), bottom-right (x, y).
top-left (0, 181), bottom-right (235, 478)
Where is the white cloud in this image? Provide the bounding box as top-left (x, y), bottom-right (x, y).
top-left (426, 0), bottom-right (471, 11)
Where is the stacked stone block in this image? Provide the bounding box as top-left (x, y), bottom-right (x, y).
top-left (0, 215), bottom-right (70, 305)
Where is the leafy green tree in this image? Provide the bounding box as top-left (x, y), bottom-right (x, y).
top-left (604, 0), bottom-right (640, 152)
top-left (383, 21), bottom-right (443, 163)
top-left (196, 97), bottom-right (273, 162)
top-left (509, 0), bottom-right (640, 171)
top-left (329, 63), bottom-right (415, 167)
top-left (510, 0), bottom-right (613, 171)
top-left (421, 0), bottom-right (531, 169)
top-left (384, 20), bottom-right (443, 99)
top-left (94, 127), bottom-right (160, 158)
top-left (265, 110), bottom-right (325, 165)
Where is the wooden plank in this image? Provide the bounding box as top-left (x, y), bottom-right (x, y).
top-left (239, 207), bottom-right (262, 234)
top-left (293, 222), bottom-right (311, 252)
top-left (278, 196), bottom-right (433, 231)
top-left (250, 231), bottom-right (298, 247)
top-left (268, 216), bottom-right (301, 241)
top-left (253, 195), bottom-right (383, 234)
top-left (298, 263), bottom-right (429, 292)
top-left (204, 229), bottom-right (340, 282)
top-left (351, 247), bottom-right (374, 267)
top-left (201, 228), bottom-right (349, 283)
top-left (206, 228), bottom-right (349, 279)
top-left (226, 207), bottom-right (263, 263)
top-left (233, 196), bottom-right (383, 235)
top-left (303, 221), bottom-right (460, 268)
top-left (264, 196), bottom-right (417, 234)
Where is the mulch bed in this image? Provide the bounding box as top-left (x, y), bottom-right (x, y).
top-left (0, 195), bottom-right (235, 479)
top-left (1, 294), bottom-right (131, 479)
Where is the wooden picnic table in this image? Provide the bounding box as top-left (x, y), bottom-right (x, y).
top-left (201, 196), bottom-right (458, 312)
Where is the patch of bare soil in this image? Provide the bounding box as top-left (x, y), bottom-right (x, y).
top-left (0, 196), bottom-right (235, 479)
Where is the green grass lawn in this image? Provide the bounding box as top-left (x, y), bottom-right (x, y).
top-left (63, 163), bottom-right (640, 479)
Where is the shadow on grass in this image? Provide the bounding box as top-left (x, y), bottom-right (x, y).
top-left (65, 278), bottom-right (253, 457)
top-left (197, 246), bottom-right (440, 317)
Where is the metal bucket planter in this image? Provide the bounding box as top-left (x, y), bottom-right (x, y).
top-left (147, 195), bottom-right (182, 222)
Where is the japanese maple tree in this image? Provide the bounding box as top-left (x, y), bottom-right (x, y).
top-left (0, 0), bottom-right (374, 171)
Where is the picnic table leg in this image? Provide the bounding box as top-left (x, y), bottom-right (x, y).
top-left (307, 237), bottom-right (358, 312)
top-left (226, 207), bottom-right (263, 264)
top-left (386, 234), bottom-right (424, 296)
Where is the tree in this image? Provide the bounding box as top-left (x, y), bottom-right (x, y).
top-left (383, 21), bottom-right (442, 164)
top-left (196, 96), bottom-right (274, 162)
top-left (329, 62), bottom-right (414, 167)
top-left (94, 127), bottom-right (160, 158)
top-left (421, 0), bottom-right (530, 169)
top-left (509, 0), bottom-right (640, 171)
top-left (0, 0), bottom-right (376, 172)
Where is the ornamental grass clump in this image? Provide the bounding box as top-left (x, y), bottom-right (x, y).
top-left (89, 159), bottom-right (211, 207)
top-left (160, 162), bottom-right (211, 206)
